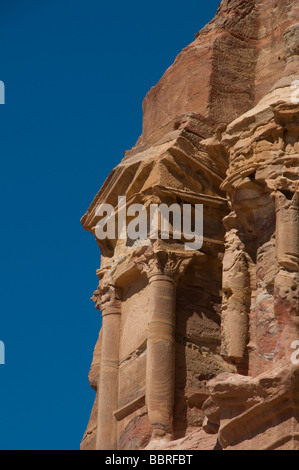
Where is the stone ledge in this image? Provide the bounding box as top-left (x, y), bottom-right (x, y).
top-left (114, 394), bottom-right (146, 422)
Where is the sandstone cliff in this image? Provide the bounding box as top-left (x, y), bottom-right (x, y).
top-left (81, 0), bottom-right (299, 450)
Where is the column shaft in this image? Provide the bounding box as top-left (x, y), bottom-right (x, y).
top-left (146, 273), bottom-right (176, 439)
top-left (274, 192), bottom-right (299, 361)
top-left (96, 309), bottom-right (121, 450)
top-left (275, 192), bottom-right (299, 271)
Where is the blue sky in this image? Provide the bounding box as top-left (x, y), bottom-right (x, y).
top-left (0, 0), bottom-right (221, 449)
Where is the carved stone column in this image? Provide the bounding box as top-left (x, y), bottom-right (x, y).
top-left (272, 189), bottom-right (299, 360)
top-left (136, 251), bottom-right (193, 442)
top-left (92, 283), bottom-right (121, 450)
top-left (221, 228), bottom-right (251, 361)
top-left (274, 190), bottom-right (299, 272)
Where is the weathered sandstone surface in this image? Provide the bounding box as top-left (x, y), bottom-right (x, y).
top-left (81, 0), bottom-right (299, 450)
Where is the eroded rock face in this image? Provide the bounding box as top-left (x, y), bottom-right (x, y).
top-left (204, 364), bottom-right (299, 450)
top-left (81, 0), bottom-right (299, 451)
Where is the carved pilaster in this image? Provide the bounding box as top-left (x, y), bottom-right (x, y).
top-left (274, 189), bottom-right (299, 360)
top-left (272, 189), bottom-right (299, 272)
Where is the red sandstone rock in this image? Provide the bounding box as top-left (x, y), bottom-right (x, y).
top-left (81, 0), bottom-right (299, 451)
top-left (139, 0), bottom-right (299, 147)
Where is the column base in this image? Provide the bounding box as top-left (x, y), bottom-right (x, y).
top-left (145, 433), bottom-right (173, 450)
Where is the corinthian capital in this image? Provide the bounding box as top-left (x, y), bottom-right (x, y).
top-left (266, 176), bottom-right (299, 196)
top-left (91, 283), bottom-right (121, 314)
top-left (135, 250), bottom-right (196, 283)
top-left (271, 187), bottom-right (299, 208)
